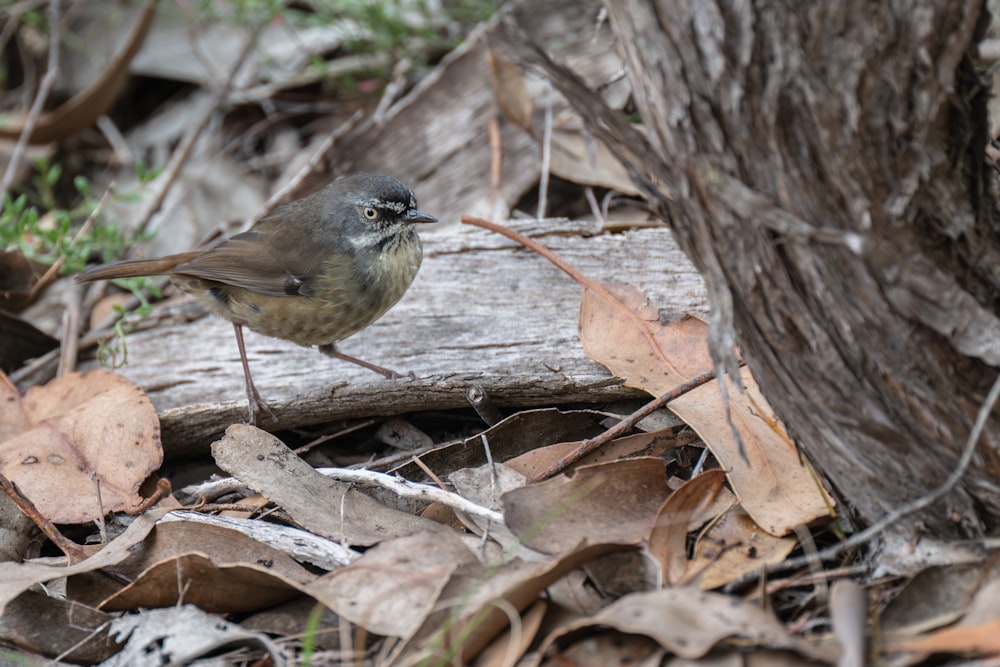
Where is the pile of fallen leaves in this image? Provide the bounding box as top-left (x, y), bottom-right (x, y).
top-left (3, 237), bottom-right (988, 664)
top-left (2, 1), bottom-right (999, 666)
top-left (1, 269), bottom-right (836, 665)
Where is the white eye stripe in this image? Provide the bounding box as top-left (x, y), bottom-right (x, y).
top-left (358, 193), bottom-right (417, 216)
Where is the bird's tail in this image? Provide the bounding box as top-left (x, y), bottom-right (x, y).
top-left (75, 252), bottom-right (202, 283)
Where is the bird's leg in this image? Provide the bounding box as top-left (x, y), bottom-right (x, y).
top-left (233, 323), bottom-right (277, 425)
top-left (317, 343), bottom-right (412, 380)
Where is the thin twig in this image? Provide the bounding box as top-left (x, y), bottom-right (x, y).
top-left (292, 419), bottom-right (376, 456)
top-left (351, 441), bottom-right (441, 471)
top-left (0, 472), bottom-right (88, 564)
top-left (91, 473), bottom-right (107, 543)
top-left (530, 368), bottom-right (717, 482)
top-left (316, 467), bottom-right (503, 524)
top-left (535, 80), bottom-right (554, 219)
top-left (488, 112), bottom-right (503, 213)
top-left (96, 115), bottom-right (133, 164)
top-left (127, 478), bottom-right (172, 514)
top-left (409, 455), bottom-right (448, 490)
top-left (29, 182), bottom-right (115, 301)
top-left (478, 433), bottom-right (498, 549)
top-left (0, 0), bottom-right (59, 201)
top-left (57, 284), bottom-right (81, 376)
top-left (133, 25), bottom-right (263, 240)
top-left (372, 57), bottom-right (411, 124)
top-left (584, 186), bottom-right (606, 227)
top-left (482, 433), bottom-right (498, 506)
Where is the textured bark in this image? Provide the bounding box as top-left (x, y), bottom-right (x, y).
top-left (513, 1), bottom-right (1000, 536)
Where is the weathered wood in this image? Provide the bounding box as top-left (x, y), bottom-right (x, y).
top-left (520, 1), bottom-right (1000, 536)
top-left (78, 220), bottom-right (707, 456)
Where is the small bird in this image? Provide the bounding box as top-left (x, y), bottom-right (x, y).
top-left (76, 173), bottom-right (437, 425)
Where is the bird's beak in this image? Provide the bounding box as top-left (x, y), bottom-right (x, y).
top-left (403, 209), bottom-right (437, 224)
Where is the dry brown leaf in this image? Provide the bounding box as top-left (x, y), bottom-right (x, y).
top-left (0, 249), bottom-right (36, 312)
top-left (537, 587), bottom-right (828, 661)
top-left (474, 599), bottom-right (547, 667)
top-left (543, 631), bottom-right (663, 667)
top-left (879, 563), bottom-right (990, 636)
top-left (0, 313), bottom-right (59, 374)
top-left (487, 48), bottom-right (533, 131)
top-left (0, 509), bottom-right (164, 616)
top-left (0, 589), bottom-right (118, 664)
top-left (307, 529), bottom-right (477, 639)
top-left (211, 424), bottom-right (435, 545)
top-left (683, 475), bottom-right (738, 529)
top-left (66, 521), bottom-right (316, 613)
top-left (102, 553), bottom-right (307, 614)
top-left (580, 550), bottom-right (658, 601)
top-left (449, 463), bottom-right (526, 512)
top-left (882, 576), bottom-right (1000, 659)
top-left (406, 542), bottom-right (635, 666)
top-left (578, 284), bottom-right (832, 535)
top-left (647, 469), bottom-right (726, 586)
top-left (549, 122), bottom-right (641, 196)
top-left (0, 370), bottom-right (161, 523)
top-left (502, 457), bottom-right (669, 554)
top-left (886, 618), bottom-right (1000, 655)
top-left (504, 426), bottom-right (688, 478)
top-left (685, 506), bottom-right (796, 590)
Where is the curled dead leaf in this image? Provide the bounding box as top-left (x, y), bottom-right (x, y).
top-left (69, 520), bottom-right (315, 614)
top-left (0, 370), bottom-right (161, 523)
top-left (577, 283), bottom-right (833, 535)
top-left (502, 457), bottom-right (670, 554)
top-left (647, 469), bottom-right (726, 585)
top-left (537, 587), bottom-right (829, 661)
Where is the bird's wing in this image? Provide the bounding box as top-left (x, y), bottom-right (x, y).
top-left (171, 231), bottom-right (297, 296)
top-left (174, 231), bottom-right (354, 299)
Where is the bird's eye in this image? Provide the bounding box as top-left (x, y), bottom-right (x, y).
top-left (363, 207), bottom-right (379, 220)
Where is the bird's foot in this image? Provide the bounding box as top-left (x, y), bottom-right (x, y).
top-left (318, 343), bottom-right (414, 380)
top-left (245, 384), bottom-right (278, 426)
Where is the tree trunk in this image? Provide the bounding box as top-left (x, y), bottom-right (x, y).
top-left (512, 1), bottom-right (1000, 537)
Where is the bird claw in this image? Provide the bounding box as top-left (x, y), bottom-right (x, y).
top-left (245, 385), bottom-right (278, 426)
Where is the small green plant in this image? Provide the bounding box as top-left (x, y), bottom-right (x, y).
top-left (193, 0), bottom-right (498, 87)
top-left (321, 0), bottom-right (497, 64)
top-left (296, 602), bottom-right (328, 667)
top-left (1, 159), bottom-right (163, 368)
top-left (0, 160), bottom-right (134, 274)
top-left (93, 276), bottom-right (162, 369)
